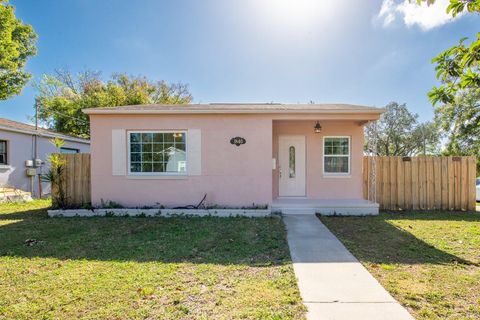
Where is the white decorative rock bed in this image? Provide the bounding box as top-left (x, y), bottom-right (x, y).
top-left (47, 208), bottom-right (272, 218)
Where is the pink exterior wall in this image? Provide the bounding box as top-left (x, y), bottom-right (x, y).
top-left (89, 114), bottom-right (370, 208)
top-left (90, 114), bottom-right (273, 208)
top-left (272, 120), bottom-right (365, 199)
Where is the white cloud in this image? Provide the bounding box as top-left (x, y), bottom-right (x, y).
top-left (376, 0), bottom-right (460, 31)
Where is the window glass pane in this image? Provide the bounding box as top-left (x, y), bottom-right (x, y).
top-left (60, 147), bottom-right (79, 154)
top-left (130, 143), bottom-right (141, 152)
top-left (141, 144), bottom-right (152, 153)
top-left (324, 156), bottom-right (349, 173)
top-left (164, 133), bottom-right (174, 142)
top-left (141, 133), bottom-right (153, 143)
top-left (166, 150), bottom-right (186, 172)
top-left (324, 138), bottom-right (349, 155)
top-left (131, 153), bottom-right (141, 162)
top-left (130, 133), bottom-right (141, 143)
top-left (0, 142), bottom-right (5, 153)
top-left (152, 143), bottom-right (163, 152)
top-left (153, 133), bottom-right (164, 143)
top-left (143, 153), bottom-right (152, 162)
top-left (164, 142), bottom-right (174, 150)
top-left (153, 162), bottom-right (165, 172)
top-left (165, 149), bottom-right (187, 172)
top-left (130, 163), bottom-right (141, 172)
top-left (174, 133), bottom-right (185, 143)
top-left (289, 146), bottom-right (296, 178)
top-left (153, 152), bottom-right (163, 162)
top-left (142, 163), bottom-right (153, 172)
top-left (176, 143), bottom-right (186, 152)
top-left (129, 132), bottom-right (187, 173)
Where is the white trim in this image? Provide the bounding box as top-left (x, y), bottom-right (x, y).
top-left (186, 129), bottom-right (201, 176)
top-left (127, 130), bottom-right (188, 177)
top-left (126, 175), bottom-right (188, 180)
top-left (322, 175), bottom-right (352, 179)
top-left (322, 136), bottom-right (351, 176)
top-left (112, 129), bottom-right (127, 176)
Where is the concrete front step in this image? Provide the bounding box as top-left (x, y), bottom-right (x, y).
top-left (272, 198), bottom-right (379, 216)
top-left (280, 208), bottom-right (317, 215)
top-left (0, 188), bottom-right (33, 203)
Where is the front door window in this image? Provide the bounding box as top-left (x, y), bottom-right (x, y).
top-left (289, 146), bottom-right (296, 178)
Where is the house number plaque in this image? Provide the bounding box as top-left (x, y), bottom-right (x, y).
top-left (230, 137), bottom-right (246, 146)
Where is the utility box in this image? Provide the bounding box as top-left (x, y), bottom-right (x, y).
top-left (25, 160), bottom-right (34, 167)
top-left (26, 168), bottom-right (37, 176)
top-left (34, 159), bottom-right (43, 167)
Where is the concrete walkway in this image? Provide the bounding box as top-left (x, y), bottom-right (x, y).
top-left (283, 214), bottom-right (414, 320)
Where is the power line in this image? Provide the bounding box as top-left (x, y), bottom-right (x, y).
top-left (43, 109), bottom-right (90, 124)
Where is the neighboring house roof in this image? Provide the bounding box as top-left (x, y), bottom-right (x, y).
top-left (83, 103), bottom-right (385, 115)
top-left (0, 118), bottom-right (90, 144)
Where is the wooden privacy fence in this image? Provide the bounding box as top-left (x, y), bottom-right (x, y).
top-left (363, 156), bottom-right (477, 211)
top-left (52, 153), bottom-right (91, 207)
top-left (52, 154), bottom-right (476, 211)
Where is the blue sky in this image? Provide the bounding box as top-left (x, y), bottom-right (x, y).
top-left (1, 0), bottom-right (478, 123)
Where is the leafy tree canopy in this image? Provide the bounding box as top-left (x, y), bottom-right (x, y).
top-left (434, 90), bottom-right (480, 170)
top-left (424, 0), bottom-right (480, 105)
top-left (35, 70), bottom-right (193, 138)
top-left (0, 0), bottom-right (37, 100)
top-left (366, 102), bottom-right (441, 156)
top-left (422, 0), bottom-right (479, 172)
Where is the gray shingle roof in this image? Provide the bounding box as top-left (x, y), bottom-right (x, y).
top-left (0, 118), bottom-right (90, 143)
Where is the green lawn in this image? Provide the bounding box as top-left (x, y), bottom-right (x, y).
top-left (321, 212), bottom-right (480, 320)
top-left (0, 200), bottom-right (305, 319)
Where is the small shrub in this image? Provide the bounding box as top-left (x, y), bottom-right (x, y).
top-left (104, 211), bottom-right (115, 217)
top-left (100, 199), bottom-right (124, 209)
top-left (81, 202), bottom-right (94, 210)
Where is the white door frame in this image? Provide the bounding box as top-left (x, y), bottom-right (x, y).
top-left (278, 135), bottom-right (306, 197)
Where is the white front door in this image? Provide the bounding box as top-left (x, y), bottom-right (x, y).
top-left (278, 135), bottom-right (306, 197)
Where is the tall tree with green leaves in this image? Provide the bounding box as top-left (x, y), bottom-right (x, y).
top-left (426, 0), bottom-right (479, 106)
top-left (365, 102), bottom-right (441, 156)
top-left (434, 90), bottom-right (480, 171)
top-left (0, 0), bottom-right (37, 100)
top-left (35, 70), bottom-right (193, 138)
top-left (423, 0), bottom-right (480, 172)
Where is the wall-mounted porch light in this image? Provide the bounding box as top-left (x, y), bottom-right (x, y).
top-left (314, 121), bottom-right (322, 133)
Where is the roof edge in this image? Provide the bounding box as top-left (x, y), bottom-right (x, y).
top-left (83, 107), bottom-right (386, 115)
top-left (0, 124), bottom-right (90, 144)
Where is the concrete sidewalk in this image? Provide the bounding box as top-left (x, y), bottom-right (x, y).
top-left (283, 214), bottom-right (414, 320)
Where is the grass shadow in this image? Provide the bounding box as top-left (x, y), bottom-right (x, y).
top-left (0, 204), bottom-right (291, 266)
top-left (320, 212), bottom-right (479, 266)
top-left (381, 210), bottom-right (480, 222)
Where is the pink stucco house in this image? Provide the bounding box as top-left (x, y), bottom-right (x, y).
top-left (84, 103), bottom-right (384, 215)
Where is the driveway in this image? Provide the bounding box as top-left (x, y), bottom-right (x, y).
top-left (283, 214), bottom-right (414, 320)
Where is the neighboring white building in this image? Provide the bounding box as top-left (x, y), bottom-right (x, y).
top-left (0, 118), bottom-right (90, 198)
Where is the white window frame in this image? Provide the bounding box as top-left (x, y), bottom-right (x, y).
top-left (0, 140), bottom-right (7, 165)
top-left (323, 136), bottom-right (351, 176)
top-left (127, 130), bottom-right (188, 176)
